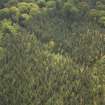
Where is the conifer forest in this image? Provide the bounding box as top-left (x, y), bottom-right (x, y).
top-left (0, 0), bottom-right (105, 105)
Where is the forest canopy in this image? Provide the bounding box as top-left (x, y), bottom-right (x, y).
top-left (0, 0), bottom-right (105, 105)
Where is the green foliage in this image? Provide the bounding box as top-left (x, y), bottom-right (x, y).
top-left (88, 0), bottom-right (105, 27)
top-left (1, 19), bottom-right (19, 33)
top-left (98, 16), bottom-right (105, 26)
top-left (0, 8), bottom-right (10, 19)
top-left (78, 1), bottom-right (89, 13)
top-left (19, 13), bottom-right (32, 25)
top-left (0, 2), bottom-right (39, 27)
top-left (63, 1), bottom-right (79, 14)
top-left (91, 56), bottom-right (105, 104)
top-left (36, 0), bottom-right (46, 8)
top-left (46, 1), bottom-right (56, 8)
top-left (0, 31), bottom-right (96, 105)
top-left (0, 47), bottom-right (5, 59)
top-left (0, 0), bottom-right (105, 105)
